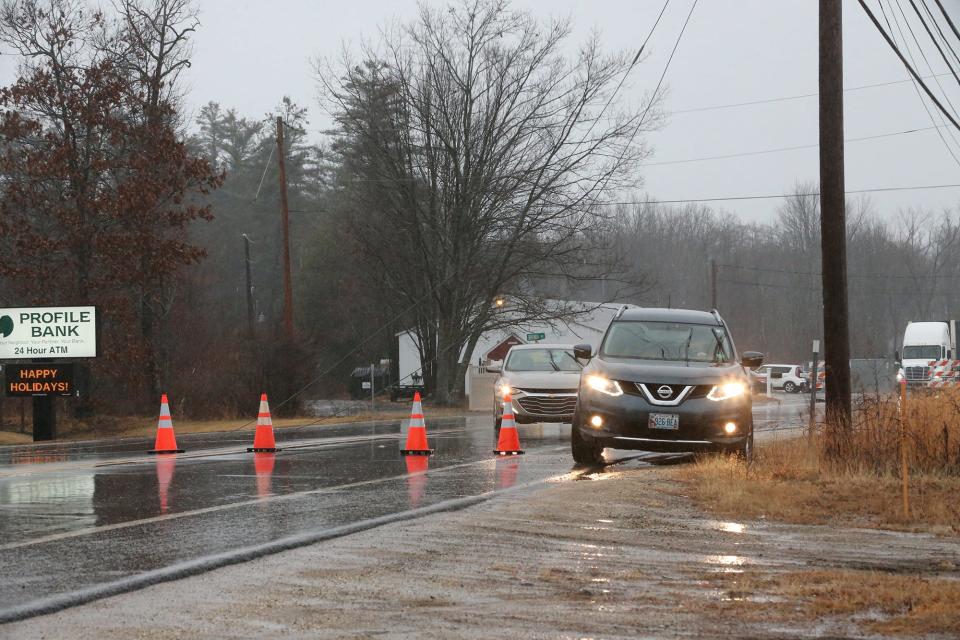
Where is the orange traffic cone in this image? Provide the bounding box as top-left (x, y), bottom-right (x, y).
top-left (404, 454), bottom-right (429, 508)
top-left (401, 392), bottom-right (433, 455)
top-left (149, 394), bottom-right (184, 454)
top-left (494, 394), bottom-right (525, 456)
top-left (248, 393), bottom-right (280, 452)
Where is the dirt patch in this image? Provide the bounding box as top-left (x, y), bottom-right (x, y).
top-left (678, 438), bottom-right (960, 535)
top-left (6, 461), bottom-right (959, 639)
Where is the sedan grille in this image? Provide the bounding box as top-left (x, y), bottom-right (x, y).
top-left (516, 395), bottom-right (577, 416)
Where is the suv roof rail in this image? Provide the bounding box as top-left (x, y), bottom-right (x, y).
top-left (710, 308), bottom-right (722, 323)
top-left (614, 304), bottom-right (629, 319)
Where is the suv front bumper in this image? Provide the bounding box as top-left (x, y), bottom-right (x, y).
top-left (575, 389), bottom-right (752, 452)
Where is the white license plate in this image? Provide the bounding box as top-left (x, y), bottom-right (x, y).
top-left (648, 413), bottom-right (679, 430)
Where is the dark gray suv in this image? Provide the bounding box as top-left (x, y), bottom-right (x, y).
top-left (570, 307), bottom-right (763, 465)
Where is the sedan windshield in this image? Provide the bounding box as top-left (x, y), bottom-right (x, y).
top-left (601, 321), bottom-right (734, 363)
top-left (505, 348), bottom-right (582, 372)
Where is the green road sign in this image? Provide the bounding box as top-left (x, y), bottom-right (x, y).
top-left (526, 332), bottom-right (546, 341)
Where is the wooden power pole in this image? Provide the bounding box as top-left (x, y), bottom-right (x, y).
top-left (710, 259), bottom-right (718, 309)
top-left (242, 233), bottom-right (255, 336)
top-left (819, 0), bottom-right (852, 428)
top-left (276, 116), bottom-right (295, 339)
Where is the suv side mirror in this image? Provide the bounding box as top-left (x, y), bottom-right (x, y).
top-left (741, 351), bottom-right (764, 369)
top-left (485, 361), bottom-right (502, 374)
top-left (573, 343), bottom-right (593, 360)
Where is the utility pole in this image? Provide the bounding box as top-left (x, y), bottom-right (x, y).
top-left (819, 0), bottom-right (852, 429)
top-left (276, 116), bottom-right (295, 340)
top-left (710, 259), bottom-right (718, 309)
top-left (242, 234), bottom-right (255, 337)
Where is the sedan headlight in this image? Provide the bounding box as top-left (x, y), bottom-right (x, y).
top-left (586, 375), bottom-right (623, 397)
top-left (707, 381), bottom-right (747, 401)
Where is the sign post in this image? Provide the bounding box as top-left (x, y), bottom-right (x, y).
top-left (809, 339), bottom-right (820, 439)
top-left (0, 306), bottom-right (97, 442)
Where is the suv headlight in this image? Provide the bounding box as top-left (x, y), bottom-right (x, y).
top-left (707, 381), bottom-right (747, 401)
top-left (586, 375), bottom-right (623, 397)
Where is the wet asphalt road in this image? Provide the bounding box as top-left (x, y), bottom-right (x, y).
top-left (0, 395), bottom-right (810, 621)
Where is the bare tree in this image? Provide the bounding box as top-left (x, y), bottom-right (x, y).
top-left (318, 0), bottom-right (658, 403)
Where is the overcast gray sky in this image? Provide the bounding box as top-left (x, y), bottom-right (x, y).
top-left (3, 0), bottom-right (959, 223)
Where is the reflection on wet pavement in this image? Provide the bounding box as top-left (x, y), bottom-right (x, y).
top-left (712, 521), bottom-right (747, 534)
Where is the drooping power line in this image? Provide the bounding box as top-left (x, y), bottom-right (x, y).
top-left (858, 0), bottom-right (960, 133)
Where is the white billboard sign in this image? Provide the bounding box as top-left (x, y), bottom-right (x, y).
top-left (0, 306), bottom-right (97, 359)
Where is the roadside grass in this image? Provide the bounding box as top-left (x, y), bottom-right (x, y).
top-left (0, 431), bottom-right (32, 445)
top-left (677, 391), bottom-right (960, 534)
top-left (0, 403), bottom-right (473, 444)
top-left (699, 568), bottom-right (960, 636)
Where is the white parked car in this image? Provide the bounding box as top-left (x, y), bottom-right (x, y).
top-left (755, 364), bottom-right (808, 393)
top-left (487, 344), bottom-right (583, 428)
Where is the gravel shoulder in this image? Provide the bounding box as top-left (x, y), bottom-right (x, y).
top-left (6, 459), bottom-right (959, 639)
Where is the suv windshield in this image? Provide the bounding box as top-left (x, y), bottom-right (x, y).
top-left (902, 345), bottom-right (942, 360)
top-left (601, 321), bottom-right (734, 363)
top-left (505, 348), bottom-right (582, 372)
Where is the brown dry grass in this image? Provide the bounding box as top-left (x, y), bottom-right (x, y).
top-left (834, 390), bottom-right (960, 475)
top-left (677, 436), bottom-right (960, 534)
top-left (0, 405), bottom-right (473, 444)
top-left (701, 569), bottom-right (960, 636)
top-left (679, 391), bottom-right (960, 533)
top-left (0, 431), bottom-right (32, 445)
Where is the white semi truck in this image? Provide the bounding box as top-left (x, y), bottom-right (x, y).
top-left (897, 320), bottom-right (958, 386)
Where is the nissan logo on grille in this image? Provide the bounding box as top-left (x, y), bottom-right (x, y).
top-left (656, 385), bottom-right (673, 399)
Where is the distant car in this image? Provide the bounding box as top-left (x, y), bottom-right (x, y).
top-left (756, 364), bottom-right (808, 393)
top-left (488, 344), bottom-right (582, 428)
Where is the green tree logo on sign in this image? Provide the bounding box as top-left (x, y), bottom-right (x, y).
top-left (0, 315), bottom-right (12, 338)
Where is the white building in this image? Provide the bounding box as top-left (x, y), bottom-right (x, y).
top-left (397, 301), bottom-right (637, 404)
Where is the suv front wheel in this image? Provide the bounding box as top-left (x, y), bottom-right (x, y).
top-left (570, 405), bottom-right (604, 466)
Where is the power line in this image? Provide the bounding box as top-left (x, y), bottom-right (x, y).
top-left (879, 0), bottom-right (960, 167)
top-left (592, 181), bottom-right (960, 205)
top-left (718, 277), bottom-right (944, 297)
top-left (587, 0), bottom-right (698, 212)
top-left (670, 72), bottom-right (954, 115)
top-left (933, 0), bottom-right (960, 50)
top-left (577, 0), bottom-right (671, 150)
top-left (718, 262), bottom-right (960, 279)
top-left (858, 0), bottom-right (960, 133)
top-left (906, 0), bottom-right (960, 92)
top-left (920, 0), bottom-right (960, 70)
top-left (642, 124), bottom-right (945, 167)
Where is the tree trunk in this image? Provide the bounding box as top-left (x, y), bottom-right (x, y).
top-left (433, 317), bottom-right (462, 406)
